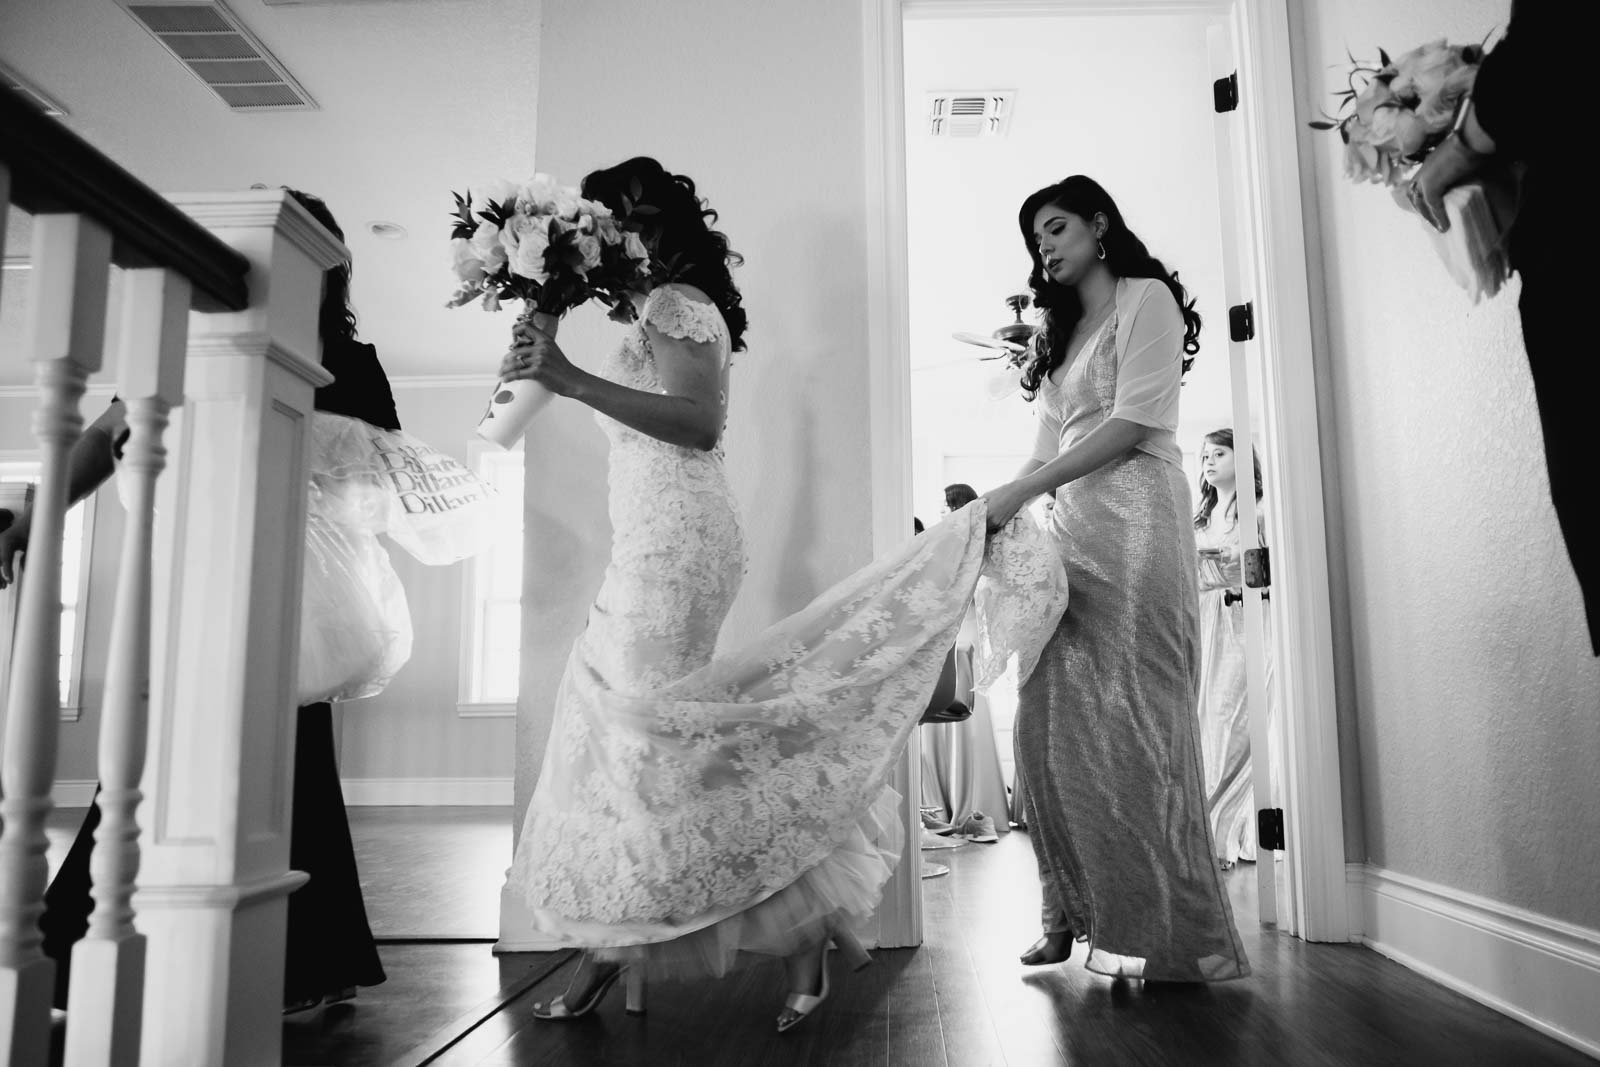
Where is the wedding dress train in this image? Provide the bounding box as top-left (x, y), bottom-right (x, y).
top-left (505, 287), bottom-right (1065, 976)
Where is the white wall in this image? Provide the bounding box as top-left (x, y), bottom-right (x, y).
top-left (516, 0), bottom-right (880, 829)
top-left (333, 382), bottom-right (516, 792)
top-left (1294, 0), bottom-right (1600, 930)
top-left (903, 12), bottom-right (1232, 523)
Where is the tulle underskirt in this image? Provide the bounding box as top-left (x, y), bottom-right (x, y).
top-left (526, 787), bottom-right (904, 981)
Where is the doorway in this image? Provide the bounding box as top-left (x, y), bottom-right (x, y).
top-left (865, 0), bottom-right (1349, 944)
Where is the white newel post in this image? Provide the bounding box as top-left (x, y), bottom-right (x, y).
top-left (63, 267), bottom-right (191, 1067)
top-left (133, 190), bottom-right (337, 1067)
top-left (0, 213), bottom-right (112, 1064)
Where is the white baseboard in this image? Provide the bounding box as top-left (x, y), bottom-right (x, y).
top-left (1345, 861), bottom-right (1365, 939)
top-left (52, 780), bottom-right (99, 808)
top-left (1353, 863), bottom-right (1600, 1059)
top-left (340, 777), bottom-right (512, 806)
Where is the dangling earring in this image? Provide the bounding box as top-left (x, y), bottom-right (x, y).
top-left (1096, 239), bottom-right (1107, 261)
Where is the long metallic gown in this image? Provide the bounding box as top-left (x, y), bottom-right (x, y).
top-left (1019, 288), bottom-right (1250, 982)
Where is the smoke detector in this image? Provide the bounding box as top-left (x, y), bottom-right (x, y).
top-left (927, 91), bottom-right (1015, 138)
top-left (116, 1), bottom-right (318, 111)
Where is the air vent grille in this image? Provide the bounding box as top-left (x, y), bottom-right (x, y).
top-left (928, 91), bottom-right (1016, 138)
top-left (118, 1), bottom-right (318, 111)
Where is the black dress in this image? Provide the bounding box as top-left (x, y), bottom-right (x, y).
top-left (41, 337), bottom-right (398, 1008)
top-left (1471, 1), bottom-right (1599, 654)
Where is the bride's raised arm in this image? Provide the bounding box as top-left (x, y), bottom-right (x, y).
top-left (498, 283), bottom-right (727, 451)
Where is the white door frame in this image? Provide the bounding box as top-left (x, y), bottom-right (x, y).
top-left (862, 0), bottom-right (1351, 943)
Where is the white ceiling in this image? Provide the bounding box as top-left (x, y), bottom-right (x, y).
top-left (0, 0), bottom-right (542, 386)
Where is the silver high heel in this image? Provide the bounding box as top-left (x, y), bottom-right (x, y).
top-left (531, 960), bottom-right (647, 1020)
top-left (776, 927), bottom-right (872, 1033)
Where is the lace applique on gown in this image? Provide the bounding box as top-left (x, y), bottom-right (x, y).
top-left (506, 286), bottom-right (1067, 975)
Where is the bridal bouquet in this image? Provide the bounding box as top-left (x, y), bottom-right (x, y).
top-left (447, 174), bottom-right (656, 446)
top-left (1311, 37), bottom-right (1517, 302)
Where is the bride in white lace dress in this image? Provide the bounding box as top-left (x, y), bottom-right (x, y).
top-left (498, 157), bottom-right (1068, 1032)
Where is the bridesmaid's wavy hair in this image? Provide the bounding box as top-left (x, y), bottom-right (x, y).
top-left (581, 157), bottom-right (748, 353)
top-left (1193, 428), bottom-right (1264, 530)
top-left (281, 188), bottom-right (360, 347)
top-left (1016, 176), bottom-right (1200, 401)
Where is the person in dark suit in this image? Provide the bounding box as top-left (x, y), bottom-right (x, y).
top-left (1410, 1), bottom-right (1598, 655)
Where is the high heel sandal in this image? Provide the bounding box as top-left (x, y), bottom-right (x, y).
top-left (776, 927), bottom-right (872, 1033)
top-left (1019, 931), bottom-right (1075, 966)
top-left (530, 960), bottom-right (647, 1020)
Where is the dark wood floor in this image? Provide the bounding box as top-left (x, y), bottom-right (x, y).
top-left (46, 807), bottom-right (1598, 1065)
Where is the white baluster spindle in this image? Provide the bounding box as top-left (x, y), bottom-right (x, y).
top-left (63, 268), bottom-right (191, 1067)
top-left (0, 213), bottom-right (111, 1063)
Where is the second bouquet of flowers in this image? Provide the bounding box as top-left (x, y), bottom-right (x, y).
top-left (448, 174), bottom-right (656, 447)
top-left (1310, 37), bottom-right (1518, 302)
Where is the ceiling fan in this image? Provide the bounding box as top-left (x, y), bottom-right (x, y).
top-left (937, 292), bottom-right (1036, 401)
top-left (952, 292), bottom-right (1036, 361)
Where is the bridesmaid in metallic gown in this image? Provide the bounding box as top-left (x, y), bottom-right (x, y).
top-left (981, 176), bottom-right (1250, 982)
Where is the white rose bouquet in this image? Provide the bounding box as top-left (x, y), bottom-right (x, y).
top-left (447, 174), bottom-right (658, 446)
top-left (1311, 37), bottom-right (1518, 301)
top-left (1312, 40), bottom-right (1482, 185)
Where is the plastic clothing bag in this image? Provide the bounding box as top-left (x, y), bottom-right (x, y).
top-left (298, 511), bottom-right (412, 704)
top-left (365, 426), bottom-right (504, 566)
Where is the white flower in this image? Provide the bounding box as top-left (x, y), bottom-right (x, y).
top-left (470, 220), bottom-right (508, 274)
top-left (450, 237), bottom-right (486, 283)
top-left (552, 186), bottom-right (583, 220)
top-left (502, 213), bottom-right (551, 282)
top-left (517, 173), bottom-right (560, 214)
top-left (575, 233), bottom-right (603, 273)
top-left (623, 231), bottom-right (649, 263)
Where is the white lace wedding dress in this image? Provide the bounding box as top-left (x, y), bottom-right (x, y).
top-left (506, 286), bottom-right (1066, 976)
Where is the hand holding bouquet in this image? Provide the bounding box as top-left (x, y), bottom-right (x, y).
top-left (1311, 37), bottom-right (1517, 301)
top-left (447, 174), bottom-right (657, 447)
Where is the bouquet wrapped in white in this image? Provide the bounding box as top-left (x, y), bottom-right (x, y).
top-left (1312, 38), bottom-right (1518, 302)
top-left (447, 174), bottom-right (656, 447)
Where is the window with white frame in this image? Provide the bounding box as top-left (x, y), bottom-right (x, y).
top-left (458, 442), bottom-right (524, 712)
top-left (0, 461), bottom-right (96, 719)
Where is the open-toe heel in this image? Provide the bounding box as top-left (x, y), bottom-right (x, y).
top-left (776, 942), bottom-right (834, 1034)
top-left (531, 961), bottom-right (636, 1021)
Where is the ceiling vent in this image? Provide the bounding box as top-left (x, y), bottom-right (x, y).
top-left (116, 1), bottom-right (318, 111)
top-left (928, 91), bottom-right (1015, 138)
top-left (0, 58), bottom-right (68, 116)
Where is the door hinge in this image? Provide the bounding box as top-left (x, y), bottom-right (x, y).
top-left (1213, 71), bottom-right (1239, 113)
top-left (1258, 808), bottom-right (1285, 851)
top-left (1229, 301), bottom-right (1254, 343)
top-left (1243, 545), bottom-right (1270, 589)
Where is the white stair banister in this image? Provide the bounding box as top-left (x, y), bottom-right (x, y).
top-left (134, 189), bottom-right (336, 1067)
top-left (0, 212), bottom-right (112, 1064)
top-left (63, 267), bottom-right (192, 1067)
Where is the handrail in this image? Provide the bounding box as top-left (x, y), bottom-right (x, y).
top-left (0, 86), bottom-right (249, 312)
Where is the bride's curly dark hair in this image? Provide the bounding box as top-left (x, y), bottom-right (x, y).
top-left (1016, 176), bottom-right (1200, 400)
top-left (581, 157), bottom-right (748, 352)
